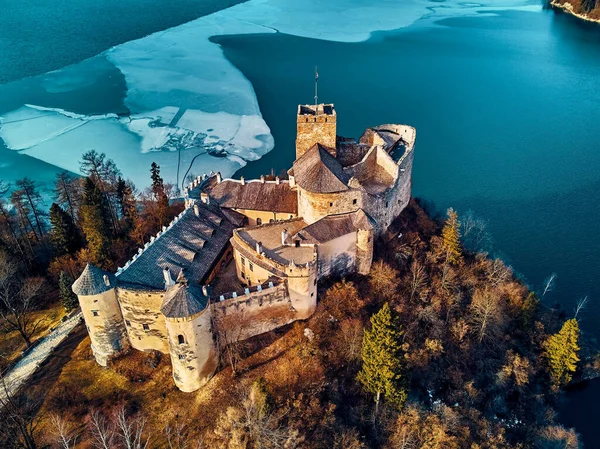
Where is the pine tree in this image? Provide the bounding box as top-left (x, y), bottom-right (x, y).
top-left (442, 208), bottom-right (462, 264)
top-left (59, 271), bottom-right (79, 312)
top-left (544, 318), bottom-right (580, 387)
top-left (80, 178), bottom-right (110, 264)
top-left (15, 178), bottom-right (47, 239)
top-left (357, 302), bottom-right (407, 413)
top-left (49, 203), bottom-right (80, 256)
top-left (116, 177), bottom-right (138, 231)
top-left (150, 162), bottom-right (169, 226)
top-left (54, 171), bottom-right (82, 221)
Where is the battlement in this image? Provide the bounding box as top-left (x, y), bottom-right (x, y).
top-left (297, 103), bottom-right (336, 117)
top-left (296, 103), bottom-right (337, 158)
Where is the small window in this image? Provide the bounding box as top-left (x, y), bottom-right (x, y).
top-left (92, 310), bottom-right (99, 317)
top-left (256, 218), bottom-right (262, 225)
top-left (295, 240), bottom-right (300, 248)
top-left (289, 215), bottom-right (293, 219)
top-left (249, 262), bottom-right (254, 272)
top-left (329, 202), bottom-right (333, 207)
top-left (241, 271), bottom-right (246, 279)
top-left (311, 292), bottom-right (314, 297)
top-left (143, 324), bottom-right (150, 331)
top-left (86, 325), bottom-right (90, 332)
top-left (125, 320), bottom-right (131, 326)
top-left (269, 219), bottom-right (274, 223)
top-left (386, 202), bottom-right (389, 208)
top-left (178, 335), bottom-right (185, 345)
top-left (353, 199), bottom-right (357, 205)
top-left (241, 256), bottom-right (246, 266)
top-left (178, 354), bottom-right (185, 360)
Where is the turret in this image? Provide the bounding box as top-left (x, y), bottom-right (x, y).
top-left (72, 264), bottom-right (129, 366)
top-left (161, 274), bottom-right (217, 392)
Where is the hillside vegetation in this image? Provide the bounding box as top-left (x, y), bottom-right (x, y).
top-left (4, 199), bottom-right (586, 449)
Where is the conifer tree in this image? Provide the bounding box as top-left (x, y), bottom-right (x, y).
top-left (14, 178), bottom-right (47, 240)
top-left (442, 208), bottom-right (462, 264)
top-left (357, 302), bottom-right (407, 413)
top-left (49, 203), bottom-right (80, 256)
top-left (59, 271), bottom-right (79, 312)
top-left (80, 178), bottom-right (110, 264)
top-left (54, 171), bottom-right (82, 221)
top-left (116, 177), bottom-right (138, 231)
top-left (544, 318), bottom-right (580, 387)
top-left (150, 162), bottom-right (169, 226)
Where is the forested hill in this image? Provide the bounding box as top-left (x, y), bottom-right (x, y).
top-left (552, 0), bottom-right (600, 22)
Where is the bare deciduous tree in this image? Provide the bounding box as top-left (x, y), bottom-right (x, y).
top-left (0, 252), bottom-right (45, 346)
top-left (88, 409), bottom-right (114, 449)
top-left (50, 414), bottom-right (78, 449)
top-left (409, 260), bottom-right (427, 301)
top-left (0, 376), bottom-right (42, 449)
top-left (469, 288), bottom-right (504, 344)
top-left (214, 308), bottom-right (252, 376)
top-left (114, 405), bottom-right (150, 449)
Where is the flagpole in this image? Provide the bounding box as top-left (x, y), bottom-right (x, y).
top-left (314, 66), bottom-right (319, 109)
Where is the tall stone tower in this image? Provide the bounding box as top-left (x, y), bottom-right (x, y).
top-left (296, 104), bottom-right (337, 159)
top-left (72, 264), bottom-right (130, 366)
top-left (161, 275), bottom-right (218, 393)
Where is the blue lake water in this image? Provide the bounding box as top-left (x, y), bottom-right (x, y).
top-left (1, 0), bottom-right (600, 444)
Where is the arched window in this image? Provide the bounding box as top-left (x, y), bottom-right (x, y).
top-left (178, 335), bottom-right (185, 345)
top-left (257, 218), bottom-right (262, 225)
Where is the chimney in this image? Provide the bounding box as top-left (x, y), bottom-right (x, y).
top-left (281, 229), bottom-right (288, 245)
top-left (202, 285), bottom-right (209, 297)
top-left (256, 241), bottom-right (262, 254)
top-left (289, 175), bottom-right (296, 188)
top-left (260, 175), bottom-right (265, 184)
top-left (194, 204), bottom-right (200, 217)
top-left (275, 176), bottom-right (280, 185)
top-left (240, 176), bottom-right (245, 186)
top-left (216, 172), bottom-right (222, 183)
top-left (163, 267), bottom-right (175, 288)
top-left (103, 275), bottom-right (110, 287)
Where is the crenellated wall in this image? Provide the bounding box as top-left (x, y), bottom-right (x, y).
top-left (117, 288), bottom-right (169, 353)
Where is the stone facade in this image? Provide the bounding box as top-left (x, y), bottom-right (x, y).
top-left (73, 101), bottom-right (415, 393)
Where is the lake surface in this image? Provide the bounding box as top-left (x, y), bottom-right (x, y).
top-left (1, 0), bottom-right (600, 444)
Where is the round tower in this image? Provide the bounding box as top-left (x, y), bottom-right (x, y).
top-left (72, 264), bottom-right (130, 366)
top-left (161, 274), bottom-right (217, 393)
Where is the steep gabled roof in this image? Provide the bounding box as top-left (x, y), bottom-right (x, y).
top-left (72, 264), bottom-right (116, 296)
top-left (291, 144), bottom-right (350, 193)
top-left (293, 209), bottom-right (375, 245)
top-left (207, 180), bottom-right (298, 214)
top-left (116, 202), bottom-right (237, 291)
top-left (160, 275), bottom-right (208, 318)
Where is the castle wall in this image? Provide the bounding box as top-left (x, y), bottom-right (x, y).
top-left (336, 141), bottom-right (370, 167)
top-left (165, 309), bottom-right (217, 392)
top-left (214, 282), bottom-right (295, 342)
top-left (235, 250), bottom-right (275, 287)
top-left (316, 233), bottom-right (357, 278)
top-left (361, 149), bottom-right (414, 235)
top-left (356, 228), bottom-right (374, 275)
top-left (78, 289), bottom-right (129, 366)
top-left (231, 208), bottom-right (296, 227)
top-left (296, 114), bottom-right (337, 158)
top-left (297, 187), bottom-right (362, 225)
top-left (116, 288), bottom-right (169, 353)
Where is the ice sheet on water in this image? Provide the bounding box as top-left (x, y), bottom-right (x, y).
top-left (0, 0), bottom-right (538, 191)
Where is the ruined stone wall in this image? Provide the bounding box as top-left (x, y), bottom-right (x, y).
top-left (117, 288), bottom-right (169, 353)
top-left (316, 233), bottom-right (357, 278)
top-left (214, 282), bottom-right (296, 342)
top-left (297, 187), bottom-right (362, 225)
top-left (362, 149), bottom-right (414, 235)
top-left (165, 309), bottom-right (217, 392)
top-left (78, 289), bottom-right (130, 366)
top-left (336, 141), bottom-right (371, 167)
top-left (296, 114), bottom-right (337, 158)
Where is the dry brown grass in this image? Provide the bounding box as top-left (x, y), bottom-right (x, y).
top-left (0, 301), bottom-right (65, 372)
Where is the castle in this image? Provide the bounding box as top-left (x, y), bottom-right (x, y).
top-left (72, 103), bottom-right (416, 392)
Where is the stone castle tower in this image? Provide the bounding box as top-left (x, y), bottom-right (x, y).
top-left (72, 264), bottom-right (129, 366)
top-left (296, 104), bottom-right (337, 158)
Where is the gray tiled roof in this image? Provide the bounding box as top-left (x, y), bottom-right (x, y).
top-left (293, 209), bottom-right (374, 245)
top-left (207, 179), bottom-right (298, 214)
top-left (160, 277), bottom-right (208, 318)
top-left (72, 264), bottom-right (116, 296)
top-left (290, 144), bottom-right (350, 193)
top-left (116, 202), bottom-right (237, 291)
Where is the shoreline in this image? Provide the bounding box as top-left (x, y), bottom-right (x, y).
top-left (550, 0), bottom-right (600, 24)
